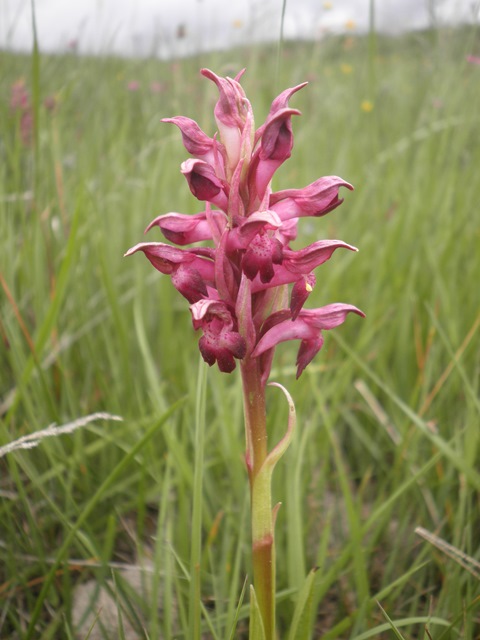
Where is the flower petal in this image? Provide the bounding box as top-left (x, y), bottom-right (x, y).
top-left (201, 68), bottom-right (253, 172)
top-left (252, 316), bottom-right (316, 357)
top-left (270, 176), bottom-right (353, 220)
top-left (282, 239), bottom-right (358, 274)
top-left (295, 335), bottom-right (324, 378)
top-left (252, 303), bottom-right (365, 376)
top-left (145, 212), bottom-right (213, 245)
top-left (249, 108), bottom-right (300, 204)
top-left (250, 240), bottom-right (356, 292)
top-left (162, 116), bottom-right (222, 160)
top-left (241, 234), bottom-right (283, 284)
top-left (181, 158), bottom-right (229, 210)
top-left (298, 303), bottom-right (365, 330)
top-left (228, 210), bottom-right (282, 250)
top-left (254, 82), bottom-right (307, 146)
top-left (190, 298), bottom-right (246, 373)
top-left (124, 241), bottom-right (215, 301)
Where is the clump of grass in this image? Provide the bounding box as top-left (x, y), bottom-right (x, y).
top-left (1, 23), bottom-right (479, 638)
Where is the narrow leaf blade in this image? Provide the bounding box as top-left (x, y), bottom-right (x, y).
top-left (287, 567), bottom-right (318, 640)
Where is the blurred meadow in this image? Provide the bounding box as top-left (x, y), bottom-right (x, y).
top-left (1, 18), bottom-right (480, 640)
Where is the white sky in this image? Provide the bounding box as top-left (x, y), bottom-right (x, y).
top-left (1, 0), bottom-right (478, 58)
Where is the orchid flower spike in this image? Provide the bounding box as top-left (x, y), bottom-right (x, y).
top-left (126, 68), bottom-right (363, 381)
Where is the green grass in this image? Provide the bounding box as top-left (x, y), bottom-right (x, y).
top-left (1, 23), bottom-right (480, 639)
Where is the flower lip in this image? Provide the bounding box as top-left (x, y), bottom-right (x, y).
top-left (190, 298), bottom-right (247, 373)
top-left (162, 116), bottom-right (218, 156)
top-left (124, 241), bottom-right (214, 276)
top-left (269, 176), bottom-right (354, 220)
top-left (252, 303), bottom-right (365, 377)
top-left (250, 239), bottom-right (358, 293)
top-left (145, 212), bottom-right (213, 245)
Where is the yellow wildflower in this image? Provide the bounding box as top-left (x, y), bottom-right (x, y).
top-left (361, 100), bottom-right (374, 112)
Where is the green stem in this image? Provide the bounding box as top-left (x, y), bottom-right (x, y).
top-left (241, 357), bottom-right (275, 640)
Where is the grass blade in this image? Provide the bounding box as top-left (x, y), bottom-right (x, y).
top-left (287, 567), bottom-right (318, 640)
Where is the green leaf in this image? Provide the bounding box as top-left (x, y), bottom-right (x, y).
top-left (24, 399), bottom-right (185, 639)
top-left (287, 567), bottom-right (318, 640)
top-left (376, 601), bottom-right (408, 640)
top-left (227, 576), bottom-right (249, 640)
top-left (249, 585), bottom-right (266, 640)
top-left (351, 616), bottom-right (450, 640)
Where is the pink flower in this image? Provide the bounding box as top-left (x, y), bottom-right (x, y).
top-left (269, 176), bottom-right (353, 220)
top-left (145, 212), bottom-right (214, 245)
top-left (466, 54), bottom-right (480, 65)
top-left (252, 304), bottom-right (365, 378)
top-left (162, 116), bottom-right (225, 170)
top-left (190, 299), bottom-right (246, 372)
top-left (10, 79), bottom-right (30, 111)
top-left (43, 95), bottom-right (57, 112)
top-left (150, 81), bottom-right (166, 94)
top-left (126, 68), bottom-right (363, 378)
top-left (124, 242), bottom-right (215, 302)
top-left (127, 81), bottom-right (140, 92)
top-left (10, 79), bottom-right (33, 146)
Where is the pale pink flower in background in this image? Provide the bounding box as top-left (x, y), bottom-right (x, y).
top-left (43, 95), bottom-right (57, 112)
top-left (466, 54), bottom-right (480, 65)
top-left (150, 81), bottom-right (166, 94)
top-left (10, 79), bottom-right (30, 111)
top-left (10, 79), bottom-right (33, 145)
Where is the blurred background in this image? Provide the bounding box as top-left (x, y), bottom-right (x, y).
top-left (2, 0), bottom-right (478, 58)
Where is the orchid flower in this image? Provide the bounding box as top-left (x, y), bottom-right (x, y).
top-left (126, 68), bottom-right (364, 640)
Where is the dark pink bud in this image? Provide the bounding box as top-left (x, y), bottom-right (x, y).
top-left (295, 335), bottom-right (324, 378)
top-left (259, 108), bottom-right (300, 162)
top-left (270, 176), bottom-right (353, 220)
top-left (201, 68), bottom-right (253, 171)
top-left (181, 159), bottom-right (229, 210)
top-left (249, 108), bottom-right (300, 203)
top-left (254, 82), bottom-right (307, 145)
top-left (290, 274), bottom-right (316, 320)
